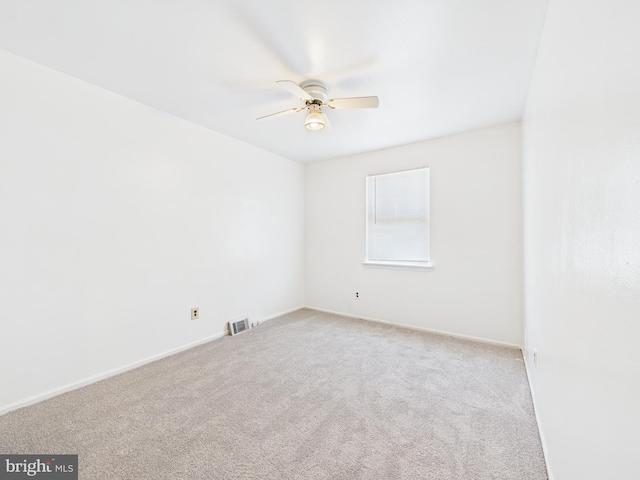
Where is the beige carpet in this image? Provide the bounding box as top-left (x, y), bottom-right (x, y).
top-left (0, 309), bottom-right (547, 479)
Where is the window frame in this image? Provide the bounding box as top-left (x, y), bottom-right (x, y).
top-left (363, 166), bottom-right (433, 271)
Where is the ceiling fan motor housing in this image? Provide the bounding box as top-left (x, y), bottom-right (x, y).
top-left (300, 80), bottom-right (328, 103)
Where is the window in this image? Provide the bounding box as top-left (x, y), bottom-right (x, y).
top-left (365, 167), bottom-right (430, 268)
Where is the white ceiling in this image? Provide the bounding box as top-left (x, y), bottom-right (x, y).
top-left (0, 0), bottom-right (549, 163)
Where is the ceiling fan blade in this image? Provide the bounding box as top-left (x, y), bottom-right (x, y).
top-left (321, 112), bottom-right (333, 133)
top-left (276, 80), bottom-right (313, 101)
top-left (326, 96), bottom-right (379, 109)
top-left (256, 106), bottom-right (305, 121)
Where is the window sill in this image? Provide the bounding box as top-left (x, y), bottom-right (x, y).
top-left (362, 261), bottom-right (434, 271)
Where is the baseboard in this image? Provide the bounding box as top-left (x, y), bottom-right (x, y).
top-left (0, 331), bottom-right (225, 416)
top-left (523, 355), bottom-right (554, 480)
top-left (0, 305), bottom-right (306, 416)
top-left (259, 305), bottom-right (305, 323)
top-left (305, 306), bottom-right (523, 349)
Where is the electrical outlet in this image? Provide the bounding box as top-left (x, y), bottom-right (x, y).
top-left (533, 349), bottom-right (538, 368)
top-left (191, 307), bottom-right (199, 320)
top-left (356, 292), bottom-right (359, 298)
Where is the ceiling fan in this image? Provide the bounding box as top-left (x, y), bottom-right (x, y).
top-left (257, 80), bottom-right (379, 131)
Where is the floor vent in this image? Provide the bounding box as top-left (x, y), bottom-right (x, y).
top-left (229, 317), bottom-right (250, 336)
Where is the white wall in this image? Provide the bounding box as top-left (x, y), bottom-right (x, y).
top-left (522, 1), bottom-right (640, 478)
top-left (0, 50), bottom-right (305, 412)
top-left (305, 123), bottom-right (523, 346)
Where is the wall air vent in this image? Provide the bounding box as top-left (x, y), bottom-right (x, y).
top-left (229, 317), bottom-right (250, 336)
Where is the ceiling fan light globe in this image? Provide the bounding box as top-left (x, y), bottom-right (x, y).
top-left (305, 111), bottom-right (325, 130)
top-left (306, 121), bottom-right (324, 131)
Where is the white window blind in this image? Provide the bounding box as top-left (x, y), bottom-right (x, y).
top-left (366, 167), bottom-right (430, 266)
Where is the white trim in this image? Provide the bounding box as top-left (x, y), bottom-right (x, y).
top-left (259, 305), bottom-right (305, 323)
top-left (365, 167), bottom-right (431, 267)
top-left (305, 306), bottom-right (522, 349)
top-left (0, 305), bottom-right (306, 416)
top-left (366, 165), bottom-right (429, 178)
top-left (523, 354), bottom-right (554, 480)
top-left (362, 260), bottom-right (434, 271)
top-left (0, 331), bottom-right (223, 416)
